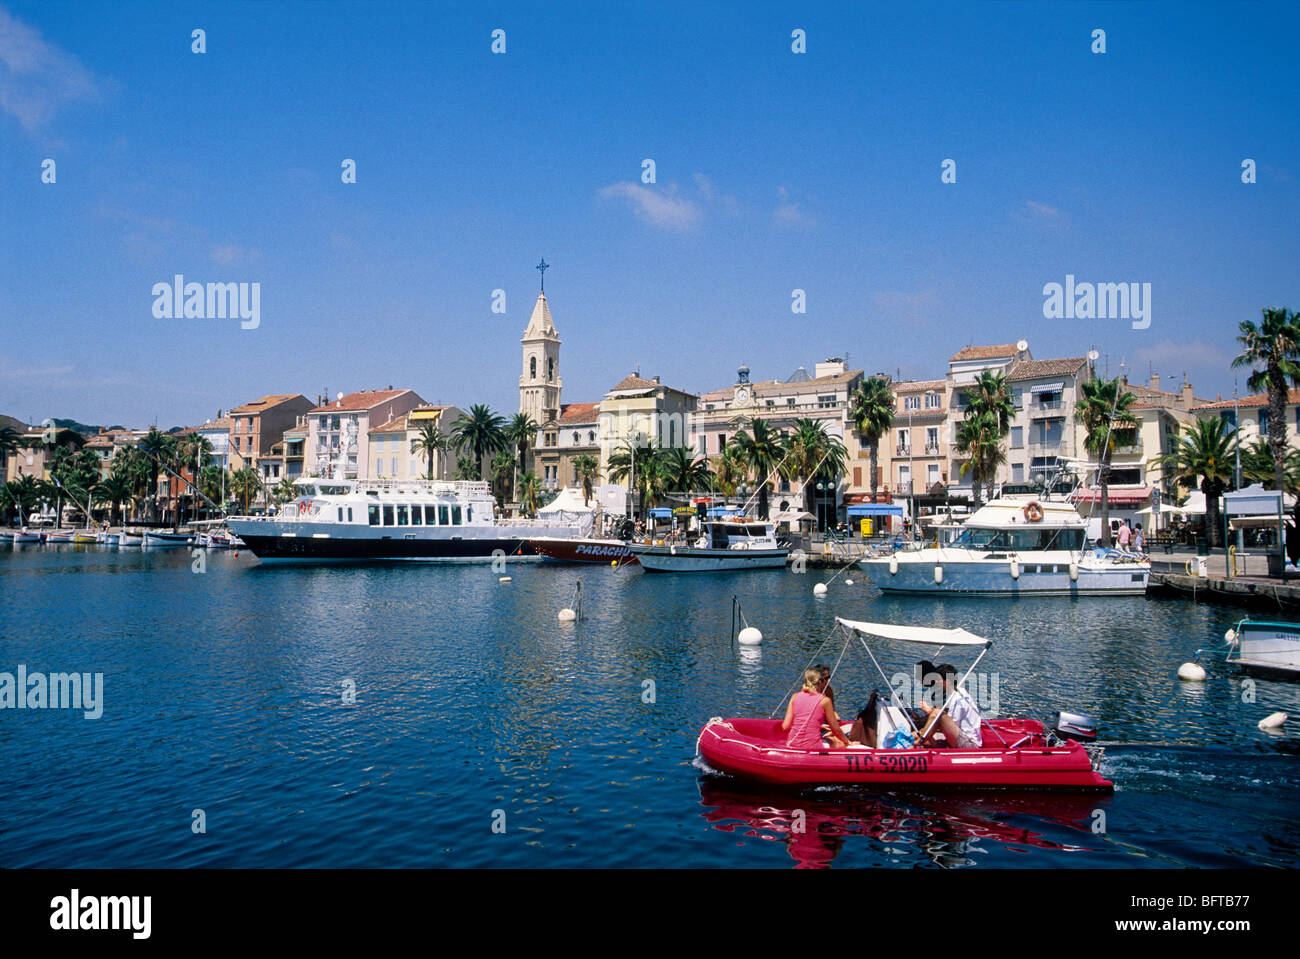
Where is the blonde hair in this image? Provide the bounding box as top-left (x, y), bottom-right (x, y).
top-left (802, 668), bottom-right (822, 693)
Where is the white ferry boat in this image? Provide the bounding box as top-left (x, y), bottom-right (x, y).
top-left (227, 476), bottom-right (592, 562)
top-left (629, 520), bottom-right (789, 572)
top-left (859, 497), bottom-right (1149, 596)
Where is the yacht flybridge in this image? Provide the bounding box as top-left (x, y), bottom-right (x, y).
top-left (227, 476), bottom-right (592, 562)
top-left (860, 496), bottom-right (1149, 596)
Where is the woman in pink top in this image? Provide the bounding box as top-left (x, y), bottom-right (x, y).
top-left (782, 668), bottom-right (850, 750)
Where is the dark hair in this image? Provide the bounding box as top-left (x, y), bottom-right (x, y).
top-left (935, 663), bottom-right (958, 683)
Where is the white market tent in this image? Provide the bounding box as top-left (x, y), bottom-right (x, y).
top-left (536, 487), bottom-right (598, 525)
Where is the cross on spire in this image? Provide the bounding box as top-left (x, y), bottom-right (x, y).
top-left (536, 258), bottom-right (549, 292)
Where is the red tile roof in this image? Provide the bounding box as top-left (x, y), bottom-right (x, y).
top-left (231, 393), bottom-right (306, 414)
top-left (558, 402), bottom-right (601, 423)
top-left (949, 344), bottom-right (1020, 362)
top-left (309, 389), bottom-right (415, 413)
top-left (1008, 357), bottom-right (1087, 380)
top-left (1192, 389), bottom-right (1300, 411)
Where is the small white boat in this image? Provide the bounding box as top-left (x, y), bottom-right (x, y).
top-left (1223, 620), bottom-right (1300, 680)
top-left (45, 531), bottom-right (76, 544)
top-left (629, 520), bottom-right (790, 572)
top-left (118, 530), bottom-right (145, 547)
top-left (12, 530), bottom-right (41, 544)
top-left (102, 533), bottom-right (120, 547)
top-left (73, 531), bottom-right (98, 544)
top-left (143, 530), bottom-right (195, 547)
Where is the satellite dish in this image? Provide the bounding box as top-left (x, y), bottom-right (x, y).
top-left (1087, 349), bottom-right (1100, 361)
top-left (1016, 339), bottom-right (1028, 353)
top-left (336, 392), bottom-right (344, 400)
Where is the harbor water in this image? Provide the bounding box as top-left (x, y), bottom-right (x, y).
top-left (2, 545), bottom-right (1297, 868)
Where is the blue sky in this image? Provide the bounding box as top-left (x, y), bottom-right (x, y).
top-left (1, 0), bottom-right (1297, 428)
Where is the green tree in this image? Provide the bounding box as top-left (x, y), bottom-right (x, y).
top-left (786, 418), bottom-right (848, 516)
top-left (517, 471), bottom-right (542, 516)
top-left (272, 475), bottom-right (298, 505)
top-left (94, 473), bottom-right (134, 527)
top-left (713, 443), bottom-right (745, 497)
top-left (229, 467), bottom-right (262, 514)
top-left (954, 411), bottom-right (1006, 507)
top-left (450, 405), bottom-right (507, 479)
top-left (659, 445), bottom-right (713, 495)
top-left (732, 419), bottom-right (787, 520)
top-left (410, 421), bottom-right (451, 480)
top-left (491, 450), bottom-right (515, 505)
top-left (455, 456), bottom-right (480, 481)
top-left (1161, 417), bottom-right (1238, 548)
top-left (1075, 375), bottom-right (1139, 547)
top-left (503, 413), bottom-right (538, 480)
top-left (1233, 306), bottom-right (1300, 506)
top-left (573, 453), bottom-right (600, 506)
top-left (848, 376), bottom-right (895, 498)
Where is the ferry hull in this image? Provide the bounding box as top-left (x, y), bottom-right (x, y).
top-left (233, 532), bottom-right (542, 562)
top-left (529, 537), bottom-right (637, 565)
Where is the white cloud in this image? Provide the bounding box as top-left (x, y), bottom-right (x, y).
top-left (597, 181), bottom-right (701, 231)
top-left (1133, 339), bottom-right (1232, 371)
top-left (774, 185), bottom-right (815, 227)
top-left (210, 243), bottom-right (262, 265)
top-left (1021, 199), bottom-right (1062, 220)
top-left (0, 8), bottom-right (101, 131)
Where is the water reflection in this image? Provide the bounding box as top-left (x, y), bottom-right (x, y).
top-left (698, 778), bottom-right (1105, 868)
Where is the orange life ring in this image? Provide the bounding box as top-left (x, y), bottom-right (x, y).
top-left (1023, 501), bottom-right (1044, 523)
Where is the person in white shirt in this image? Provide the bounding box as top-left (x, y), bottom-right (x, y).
top-left (916, 663), bottom-right (983, 749)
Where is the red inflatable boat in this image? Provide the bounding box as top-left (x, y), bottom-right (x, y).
top-left (698, 617), bottom-right (1113, 791)
top-left (697, 716), bottom-right (1111, 790)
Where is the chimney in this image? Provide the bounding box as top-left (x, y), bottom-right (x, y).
top-left (1149, 372), bottom-right (1160, 391)
top-left (1182, 380), bottom-right (1194, 410)
top-left (653, 375), bottom-right (661, 384)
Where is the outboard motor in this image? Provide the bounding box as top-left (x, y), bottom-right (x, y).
top-left (1053, 710), bottom-right (1099, 742)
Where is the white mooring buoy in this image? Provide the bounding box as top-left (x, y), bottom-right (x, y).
top-left (499, 576), bottom-right (511, 583)
top-left (737, 626), bottom-right (763, 646)
top-left (845, 578), bottom-right (854, 586)
top-left (558, 608), bottom-right (576, 622)
top-left (1259, 711), bottom-right (1288, 730)
top-left (1178, 662), bottom-right (1207, 681)
top-left (813, 583), bottom-right (828, 596)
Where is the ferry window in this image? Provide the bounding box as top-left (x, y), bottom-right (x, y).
top-left (397, 505), bottom-right (408, 525)
top-left (452, 506), bottom-right (462, 525)
top-left (411, 504), bottom-right (422, 526)
top-left (337, 508), bottom-right (343, 522)
top-left (347, 508), bottom-right (353, 522)
top-left (383, 505), bottom-right (394, 526)
top-left (466, 506), bottom-right (472, 523)
top-left (423, 505), bottom-right (436, 525)
top-left (439, 505), bottom-right (450, 525)
top-left (368, 504), bottom-right (380, 526)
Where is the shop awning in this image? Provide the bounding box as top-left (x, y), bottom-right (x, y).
top-left (1030, 382), bottom-right (1065, 393)
top-left (846, 503), bottom-right (904, 517)
top-left (1072, 486), bottom-right (1152, 505)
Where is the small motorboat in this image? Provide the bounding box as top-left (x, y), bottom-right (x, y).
top-left (528, 535), bottom-right (636, 565)
top-left (11, 530), bottom-right (42, 544)
top-left (72, 531), bottom-right (98, 544)
top-left (143, 530), bottom-right (194, 547)
top-left (118, 529), bottom-right (144, 547)
top-left (45, 531), bottom-right (76, 544)
top-left (630, 520), bottom-right (789, 572)
top-left (697, 617), bottom-right (1112, 791)
top-left (1219, 620), bottom-right (1300, 681)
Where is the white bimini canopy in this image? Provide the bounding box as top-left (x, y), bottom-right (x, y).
top-left (836, 618), bottom-right (990, 647)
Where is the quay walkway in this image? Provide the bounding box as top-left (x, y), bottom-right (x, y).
top-left (1148, 547), bottom-right (1300, 611)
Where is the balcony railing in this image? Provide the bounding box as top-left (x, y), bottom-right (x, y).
top-left (1033, 399), bottom-right (1064, 411)
top-left (896, 444), bottom-right (911, 455)
top-left (924, 443), bottom-right (940, 455)
top-left (896, 481), bottom-right (913, 495)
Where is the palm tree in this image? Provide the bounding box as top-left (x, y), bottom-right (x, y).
top-left (786, 418), bottom-right (847, 516)
top-left (0, 425), bottom-right (21, 475)
top-left (410, 421), bottom-right (451, 480)
top-left (450, 405), bottom-right (508, 480)
top-left (1075, 376), bottom-right (1139, 547)
top-left (732, 418), bottom-right (787, 520)
top-left (491, 450), bottom-right (515, 505)
top-left (1161, 418), bottom-right (1238, 548)
top-left (713, 443), bottom-right (745, 496)
top-left (229, 467), bottom-right (262, 514)
top-left (137, 427), bottom-right (175, 522)
top-left (607, 439), bottom-right (664, 520)
top-left (1233, 307), bottom-right (1300, 506)
top-left (272, 476), bottom-right (298, 505)
top-left (517, 471), bottom-right (542, 516)
top-left (455, 456), bottom-right (480, 481)
top-left (5, 475), bottom-right (40, 525)
top-left (660, 445), bottom-right (712, 495)
top-left (111, 447), bottom-right (152, 523)
top-left (504, 413), bottom-right (539, 480)
top-left (954, 411), bottom-right (1006, 507)
top-left (573, 453), bottom-right (600, 506)
top-left (94, 473), bottom-right (134, 527)
top-left (849, 377), bottom-right (894, 498)
top-left (177, 434), bottom-right (213, 522)
top-left (963, 370), bottom-right (1016, 432)
top-left (1241, 438), bottom-right (1300, 492)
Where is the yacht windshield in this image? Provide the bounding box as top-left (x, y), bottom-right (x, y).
top-left (952, 527), bottom-right (1084, 551)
